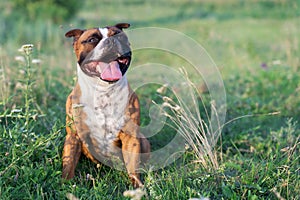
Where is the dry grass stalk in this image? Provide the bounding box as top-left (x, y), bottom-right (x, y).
top-left (158, 68), bottom-right (221, 171)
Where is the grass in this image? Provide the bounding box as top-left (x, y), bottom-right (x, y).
top-left (1, 0), bottom-right (300, 199)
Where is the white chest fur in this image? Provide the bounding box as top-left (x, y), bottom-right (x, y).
top-left (76, 64), bottom-right (129, 157)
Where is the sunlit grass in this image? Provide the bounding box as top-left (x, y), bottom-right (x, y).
top-left (0, 0), bottom-right (299, 199)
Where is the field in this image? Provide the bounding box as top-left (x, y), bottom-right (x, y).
top-left (0, 0), bottom-right (300, 199)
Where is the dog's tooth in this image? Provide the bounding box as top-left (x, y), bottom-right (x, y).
top-left (96, 64), bottom-right (102, 73)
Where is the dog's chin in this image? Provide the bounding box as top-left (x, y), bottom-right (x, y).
top-left (100, 77), bottom-right (120, 84)
top-left (81, 56), bottom-right (131, 83)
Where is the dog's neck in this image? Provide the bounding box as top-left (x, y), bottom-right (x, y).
top-left (76, 63), bottom-right (129, 117)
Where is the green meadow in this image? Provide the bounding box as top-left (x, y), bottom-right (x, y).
top-left (0, 0), bottom-right (299, 199)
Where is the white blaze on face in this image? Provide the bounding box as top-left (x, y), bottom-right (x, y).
top-left (86, 27), bottom-right (110, 62)
top-left (99, 28), bottom-right (109, 39)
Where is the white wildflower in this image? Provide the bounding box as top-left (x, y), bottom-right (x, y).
top-left (31, 59), bottom-right (42, 64)
top-left (11, 109), bottom-right (22, 113)
top-left (66, 193), bottom-right (79, 200)
top-left (272, 59), bottom-right (281, 65)
top-left (15, 56), bottom-right (25, 63)
top-left (123, 188), bottom-right (146, 200)
top-left (188, 197), bottom-right (210, 200)
top-left (18, 44), bottom-right (34, 55)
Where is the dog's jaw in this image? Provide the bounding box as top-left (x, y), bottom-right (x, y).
top-left (76, 63), bottom-right (127, 87)
top-left (82, 56), bottom-right (131, 83)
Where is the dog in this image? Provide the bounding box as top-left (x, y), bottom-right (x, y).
top-left (62, 23), bottom-right (150, 187)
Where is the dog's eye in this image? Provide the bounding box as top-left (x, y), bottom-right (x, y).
top-left (86, 37), bottom-right (99, 43)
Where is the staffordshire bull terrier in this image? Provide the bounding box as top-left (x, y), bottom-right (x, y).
top-left (62, 23), bottom-right (150, 187)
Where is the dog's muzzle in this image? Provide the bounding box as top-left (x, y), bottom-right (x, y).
top-left (81, 31), bottom-right (131, 82)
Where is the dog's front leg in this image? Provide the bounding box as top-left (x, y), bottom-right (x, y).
top-left (119, 132), bottom-right (143, 188)
top-left (62, 95), bottom-right (82, 180)
top-left (62, 118), bottom-right (82, 179)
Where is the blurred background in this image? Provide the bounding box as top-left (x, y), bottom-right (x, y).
top-left (1, 0), bottom-right (299, 117)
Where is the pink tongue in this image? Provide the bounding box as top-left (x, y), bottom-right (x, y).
top-left (100, 61), bottom-right (122, 81)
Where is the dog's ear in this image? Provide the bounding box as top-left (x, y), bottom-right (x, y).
top-left (65, 29), bottom-right (85, 42)
top-left (115, 23), bottom-right (130, 30)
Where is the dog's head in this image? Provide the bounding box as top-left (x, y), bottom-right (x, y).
top-left (65, 23), bottom-right (131, 83)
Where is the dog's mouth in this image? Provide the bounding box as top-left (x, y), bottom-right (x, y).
top-left (82, 55), bottom-right (131, 83)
